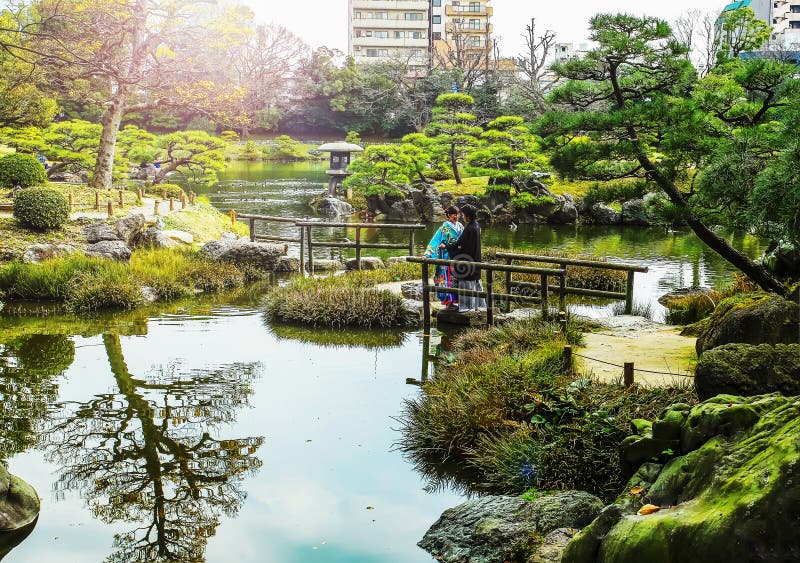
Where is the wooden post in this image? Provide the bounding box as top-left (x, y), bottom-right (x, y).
top-left (625, 272), bottom-right (636, 315)
top-left (189, 191), bottom-right (195, 205)
top-left (624, 362), bottom-right (635, 387)
top-left (306, 225), bottom-right (314, 273)
top-left (168, 197), bottom-right (173, 211)
top-left (95, 191), bottom-right (100, 210)
top-left (249, 218), bottom-right (256, 242)
top-left (118, 190), bottom-right (124, 208)
top-left (559, 311), bottom-right (567, 334)
top-left (541, 274), bottom-right (549, 319)
top-left (181, 194), bottom-right (186, 209)
top-left (299, 226), bottom-right (306, 274)
top-left (161, 189), bottom-right (167, 200)
top-left (229, 208), bottom-right (235, 226)
top-left (563, 345), bottom-right (573, 374)
top-left (107, 200), bottom-right (113, 218)
top-left (421, 332), bottom-right (430, 382)
top-left (408, 230), bottom-right (415, 256)
top-left (68, 193), bottom-right (74, 212)
top-left (355, 227), bottom-right (362, 270)
top-left (486, 268), bottom-right (494, 326)
top-left (559, 263), bottom-right (567, 312)
top-left (422, 259), bottom-right (431, 334)
top-left (154, 200), bottom-right (160, 216)
top-left (505, 256), bottom-right (513, 312)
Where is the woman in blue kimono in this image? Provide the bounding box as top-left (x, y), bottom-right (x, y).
top-left (424, 206), bottom-right (463, 308)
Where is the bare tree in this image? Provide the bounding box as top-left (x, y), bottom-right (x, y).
top-left (515, 18), bottom-right (556, 114)
top-left (673, 10), bottom-right (723, 77)
top-left (431, 18), bottom-right (495, 93)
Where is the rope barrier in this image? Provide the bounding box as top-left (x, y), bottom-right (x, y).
top-left (573, 352), bottom-right (694, 378)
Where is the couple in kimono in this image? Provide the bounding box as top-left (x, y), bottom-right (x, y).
top-left (423, 204), bottom-right (485, 312)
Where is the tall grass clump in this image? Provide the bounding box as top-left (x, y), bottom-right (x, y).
top-left (660, 274), bottom-right (759, 324)
top-left (266, 284), bottom-right (417, 328)
top-left (130, 248), bottom-right (243, 299)
top-left (398, 315), bottom-right (696, 500)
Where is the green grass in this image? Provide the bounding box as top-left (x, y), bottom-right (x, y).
top-left (434, 176), bottom-right (489, 196)
top-left (0, 248), bottom-right (245, 311)
top-left (163, 197), bottom-right (249, 243)
top-left (663, 275), bottom-right (760, 325)
top-left (397, 314), bottom-right (696, 500)
top-left (263, 262), bottom-right (422, 328)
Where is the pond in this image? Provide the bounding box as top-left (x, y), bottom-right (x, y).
top-left (0, 160), bottom-right (768, 562)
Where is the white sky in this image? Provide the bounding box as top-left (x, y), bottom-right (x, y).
top-left (245, 0), bottom-right (729, 55)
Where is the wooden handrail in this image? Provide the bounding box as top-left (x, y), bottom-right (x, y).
top-left (494, 251), bottom-right (649, 273)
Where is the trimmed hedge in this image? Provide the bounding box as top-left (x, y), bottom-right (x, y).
top-left (146, 183), bottom-right (185, 199)
top-left (0, 153), bottom-right (48, 188)
top-left (13, 187), bottom-right (70, 230)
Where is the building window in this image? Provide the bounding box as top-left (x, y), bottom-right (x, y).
top-left (405, 12), bottom-right (423, 21)
top-left (467, 36), bottom-right (481, 47)
top-left (468, 19), bottom-right (480, 29)
top-left (365, 30), bottom-right (372, 37)
top-left (375, 31), bottom-right (389, 38)
top-left (412, 31), bottom-right (424, 39)
top-left (433, 0), bottom-right (441, 5)
top-left (375, 12), bottom-right (388, 19)
top-left (469, 2), bottom-right (481, 12)
top-left (355, 12), bottom-right (362, 19)
top-left (432, 15), bottom-right (441, 24)
top-left (790, 20), bottom-right (800, 27)
top-left (380, 49), bottom-right (389, 56)
top-left (791, 5), bottom-right (800, 12)
top-left (366, 49), bottom-right (378, 57)
top-left (411, 49), bottom-right (423, 58)
top-left (394, 31), bottom-right (405, 38)
top-left (432, 32), bottom-right (442, 40)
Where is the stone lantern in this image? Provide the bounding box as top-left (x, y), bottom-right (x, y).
top-left (317, 141), bottom-right (364, 195)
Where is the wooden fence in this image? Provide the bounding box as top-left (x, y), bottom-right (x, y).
top-left (238, 213), bottom-right (426, 272)
top-left (494, 251), bottom-right (649, 315)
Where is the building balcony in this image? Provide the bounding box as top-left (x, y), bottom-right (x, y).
top-left (351, 0), bottom-right (429, 10)
top-left (445, 5), bottom-right (493, 17)
top-left (353, 36), bottom-right (430, 48)
top-left (445, 23), bottom-right (493, 34)
top-left (353, 18), bottom-right (429, 29)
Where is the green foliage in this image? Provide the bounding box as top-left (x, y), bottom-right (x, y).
top-left (220, 130), bottom-right (240, 143)
top-left (130, 248), bottom-right (243, 300)
top-left (66, 267), bottom-right (144, 312)
top-left (0, 153), bottom-right (47, 188)
top-left (145, 183), bottom-right (185, 199)
top-left (426, 93), bottom-right (481, 184)
top-left (582, 180), bottom-right (649, 209)
top-left (662, 275), bottom-right (759, 324)
top-left (511, 192), bottom-right (555, 209)
top-left (345, 131), bottom-right (362, 144)
top-left (344, 145), bottom-right (411, 196)
top-left (13, 187), bottom-right (70, 231)
top-left (267, 135), bottom-right (306, 161)
top-left (716, 7), bottom-right (772, 60)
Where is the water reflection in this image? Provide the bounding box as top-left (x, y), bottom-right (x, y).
top-left (267, 323), bottom-right (408, 349)
top-left (40, 334), bottom-right (264, 563)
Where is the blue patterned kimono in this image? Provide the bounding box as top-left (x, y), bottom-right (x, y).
top-left (424, 220), bottom-right (463, 305)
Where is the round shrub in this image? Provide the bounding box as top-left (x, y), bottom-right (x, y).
top-left (0, 153), bottom-right (48, 188)
top-left (13, 187), bottom-right (70, 230)
top-left (146, 183), bottom-right (185, 199)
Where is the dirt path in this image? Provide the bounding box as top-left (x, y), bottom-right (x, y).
top-left (577, 316), bottom-right (696, 386)
top-left (0, 197), bottom-right (184, 221)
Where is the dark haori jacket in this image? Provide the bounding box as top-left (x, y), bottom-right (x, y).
top-left (445, 220), bottom-right (482, 281)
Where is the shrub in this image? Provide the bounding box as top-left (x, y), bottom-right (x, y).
top-left (66, 268), bottom-right (144, 311)
top-left (0, 153), bottom-right (47, 188)
top-left (512, 192), bottom-right (556, 209)
top-left (582, 179), bottom-right (648, 208)
top-left (146, 183), bottom-right (185, 199)
top-left (13, 187), bottom-right (70, 230)
top-left (662, 275), bottom-right (759, 325)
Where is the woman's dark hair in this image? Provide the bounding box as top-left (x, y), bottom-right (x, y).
top-left (445, 206), bottom-right (459, 216)
top-left (461, 204), bottom-right (477, 222)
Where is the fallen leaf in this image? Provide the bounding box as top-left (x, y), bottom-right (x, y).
top-left (629, 486), bottom-right (644, 495)
top-left (638, 504), bottom-right (661, 515)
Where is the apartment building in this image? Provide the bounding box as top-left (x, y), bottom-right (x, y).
top-left (720, 0), bottom-right (800, 47)
top-left (348, 0), bottom-right (494, 72)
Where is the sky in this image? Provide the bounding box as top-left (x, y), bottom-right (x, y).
top-left (245, 0), bottom-right (730, 56)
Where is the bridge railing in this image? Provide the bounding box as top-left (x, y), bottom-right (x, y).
top-left (494, 252), bottom-right (649, 315)
top-left (406, 256), bottom-right (566, 330)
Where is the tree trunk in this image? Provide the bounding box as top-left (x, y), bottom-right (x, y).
top-left (451, 143), bottom-right (462, 184)
top-left (91, 94), bottom-right (127, 189)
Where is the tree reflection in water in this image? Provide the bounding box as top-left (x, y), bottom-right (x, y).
top-left (41, 334), bottom-right (265, 563)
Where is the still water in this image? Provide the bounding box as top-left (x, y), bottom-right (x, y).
top-left (1, 161), bottom-right (767, 561)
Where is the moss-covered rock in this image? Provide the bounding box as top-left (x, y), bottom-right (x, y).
top-left (695, 343), bottom-right (800, 400)
top-left (0, 464), bottom-right (39, 532)
top-left (695, 294), bottom-right (799, 355)
top-left (562, 394), bottom-right (800, 563)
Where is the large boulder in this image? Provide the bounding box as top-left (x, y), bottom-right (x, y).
top-left (563, 394), bottom-right (800, 563)
top-left (83, 221), bottom-right (120, 244)
top-left (621, 199), bottom-right (650, 226)
top-left (762, 242), bottom-right (800, 278)
top-left (0, 464), bottom-right (39, 532)
top-left (695, 294), bottom-right (799, 355)
top-left (420, 492), bottom-right (604, 563)
top-left (200, 239), bottom-right (284, 271)
top-left (388, 199), bottom-right (420, 222)
top-left (22, 243), bottom-right (77, 264)
top-left (85, 240), bottom-right (132, 261)
top-left (694, 343), bottom-right (800, 400)
top-left (345, 257), bottom-right (385, 270)
top-left (307, 259), bottom-right (343, 272)
top-left (138, 226), bottom-right (179, 249)
top-left (410, 184), bottom-right (445, 221)
top-left (549, 195), bottom-right (579, 225)
top-left (115, 213), bottom-right (146, 246)
top-left (318, 196), bottom-right (353, 219)
top-left (589, 204), bottom-right (622, 225)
